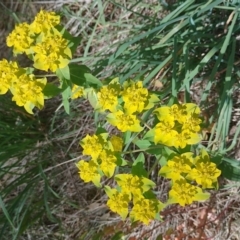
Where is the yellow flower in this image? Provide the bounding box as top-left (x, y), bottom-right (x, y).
top-left (10, 73), bottom-right (47, 114)
top-left (130, 198), bottom-right (163, 225)
top-left (30, 10), bottom-right (60, 34)
top-left (169, 179), bottom-right (210, 206)
top-left (187, 149), bottom-right (221, 189)
top-left (99, 150), bottom-right (117, 178)
top-left (33, 33), bottom-right (72, 72)
top-left (154, 104), bottom-right (182, 122)
top-left (80, 134), bottom-right (108, 160)
top-left (153, 119), bottom-right (178, 146)
top-left (6, 22), bottom-right (34, 55)
top-left (110, 135), bottom-right (123, 152)
top-left (159, 153), bottom-right (194, 181)
top-left (115, 173), bottom-right (155, 197)
top-left (96, 78), bottom-right (121, 112)
top-left (174, 130), bottom-right (201, 149)
top-left (71, 85), bottom-right (84, 99)
top-left (122, 80), bottom-right (158, 114)
top-left (76, 160), bottom-right (101, 185)
top-left (107, 110), bottom-right (143, 132)
top-left (0, 59), bottom-right (20, 94)
top-left (105, 187), bottom-right (130, 220)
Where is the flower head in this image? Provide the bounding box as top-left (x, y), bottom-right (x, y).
top-left (76, 160), bottom-right (101, 186)
top-left (96, 78), bottom-right (121, 112)
top-left (33, 33), bottom-right (71, 72)
top-left (10, 73), bottom-right (47, 114)
top-left (99, 149), bottom-right (117, 177)
top-left (122, 80), bottom-right (158, 114)
top-left (153, 119), bottom-right (178, 146)
top-left (6, 22), bottom-right (34, 55)
top-left (80, 134), bottom-right (108, 160)
top-left (30, 10), bottom-right (60, 34)
top-left (169, 179), bottom-right (210, 206)
top-left (107, 110), bottom-right (143, 132)
top-left (110, 135), bottom-right (123, 152)
top-left (187, 149), bottom-right (221, 189)
top-left (105, 187), bottom-right (130, 219)
top-left (115, 173), bottom-right (155, 198)
top-left (0, 59), bottom-right (20, 94)
top-left (130, 198), bottom-right (163, 225)
top-left (159, 153), bottom-right (194, 181)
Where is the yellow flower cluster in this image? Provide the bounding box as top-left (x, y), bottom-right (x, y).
top-left (153, 103), bottom-right (202, 148)
top-left (76, 133), bottom-right (123, 186)
top-left (0, 59), bottom-right (46, 113)
top-left (159, 149), bottom-right (221, 206)
top-left (6, 10), bottom-right (71, 72)
top-left (94, 78), bottom-right (159, 132)
top-left (1, 10), bottom-right (73, 113)
top-left (77, 78), bottom-right (222, 225)
top-left (106, 173), bottom-right (164, 225)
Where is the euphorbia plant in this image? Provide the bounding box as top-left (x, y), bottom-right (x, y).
top-left (1, 10), bottom-right (222, 226)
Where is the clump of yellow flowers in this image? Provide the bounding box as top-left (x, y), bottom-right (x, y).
top-left (1, 10), bottom-right (73, 114)
top-left (1, 10), bottom-right (222, 226)
top-left (75, 77), bottom-right (222, 225)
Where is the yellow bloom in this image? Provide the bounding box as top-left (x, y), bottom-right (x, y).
top-left (30, 10), bottom-right (60, 34)
top-left (122, 80), bottom-right (156, 114)
top-left (6, 22), bottom-right (34, 55)
top-left (33, 33), bottom-right (72, 72)
top-left (107, 110), bottom-right (143, 132)
top-left (154, 104), bottom-right (182, 122)
top-left (76, 160), bottom-right (101, 185)
top-left (99, 150), bottom-right (117, 178)
top-left (106, 188), bottom-right (130, 220)
top-left (34, 52), bottom-right (70, 72)
top-left (115, 173), bottom-right (155, 197)
top-left (80, 134), bottom-right (107, 160)
top-left (110, 135), bottom-right (123, 152)
top-left (71, 85), bottom-right (84, 99)
top-left (96, 78), bottom-right (121, 112)
top-left (187, 149), bottom-right (221, 189)
top-left (0, 59), bottom-right (20, 94)
top-left (130, 198), bottom-right (163, 225)
top-left (169, 179), bottom-right (210, 206)
top-left (159, 153), bottom-right (194, 181)
top-left (153, 119), bottom-right (178, 146)
top-left (174, 130), bottom-right (201, 149)
top-left (10, 73), bottom-right (47, 114)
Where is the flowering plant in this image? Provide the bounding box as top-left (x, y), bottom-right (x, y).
top-left (1, 10), bottom-right (222, 226)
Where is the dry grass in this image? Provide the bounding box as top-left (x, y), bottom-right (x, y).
top-left (1, 0), bottom-right (240, 240)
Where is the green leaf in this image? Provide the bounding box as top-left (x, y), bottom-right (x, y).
top-left (25, 67), bottom-right (34, 75)
top-left (134, 138), bottom-right (151, 150)
top-left (85, 73), bottom-right (102, 86)
top-left (85, 88), bottom-right (98, 109)
top-left (56, 65), bottom-right (70, 80)
top-left (131, 153), bottom-right (148, 177)
top-left (143, 129), bottom-right (154, 142)
top-left (61, 84), bottom-right (71, 114)
top-left (62, 99), bottom-right (70, 114)
top-left (69, 64), bottom-right (102, 87)
top-left (42, 83), bottom-right (63, 99)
